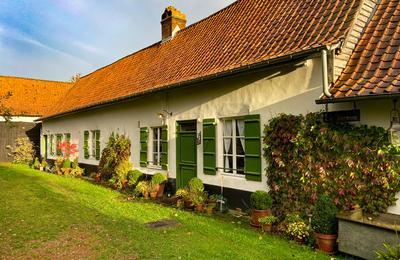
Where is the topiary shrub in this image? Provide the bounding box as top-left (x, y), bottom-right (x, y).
top-left (98, 133), bottom-right (131, 181)
top-left (250, 190), bottom-right (272, 210)
top-left (311, 195), bottom-right (338, 234)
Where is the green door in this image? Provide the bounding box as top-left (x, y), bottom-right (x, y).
top-left (176, 121), bottom-right (197, 188)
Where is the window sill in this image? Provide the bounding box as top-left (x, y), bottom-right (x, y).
top-left (220, 172), bottom-right (246, 180)
top-left (147, 165), bottom-right (162, 170)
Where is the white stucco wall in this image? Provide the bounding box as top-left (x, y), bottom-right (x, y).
top-left (0, 116), bottom-right (39, 123)
top-left (42, 57), bottom-right (324, 193)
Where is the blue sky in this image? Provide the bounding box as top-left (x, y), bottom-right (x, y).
top-left (0, 0), bottom-right (235, 81)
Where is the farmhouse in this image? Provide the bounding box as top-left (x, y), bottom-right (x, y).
top-left (0, 76), bottom-right (71, 161)
top-left (37, 0), bottom-right (373, 206)
top-left (3, 0), bottom-right (400, 211)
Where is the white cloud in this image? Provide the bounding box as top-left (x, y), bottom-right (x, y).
top-left (0, 24), bottom-right (92, 67)
top-left (71, 40), bottom-right (107, 56)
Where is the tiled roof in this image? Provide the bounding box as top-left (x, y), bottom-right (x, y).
top-left (46, 0), bottom-right (362, 118)
top-left (0, 76), bottom-right (72, 116)
top-left (320, 0), bottom-right (400, 103)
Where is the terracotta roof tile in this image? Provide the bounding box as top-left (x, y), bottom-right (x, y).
top-left (323, 0), bottom-right (400, 102)
top-left (45, 0), bottom-right (362, 118)
top-left (0, 76), bottom-right (72, 116)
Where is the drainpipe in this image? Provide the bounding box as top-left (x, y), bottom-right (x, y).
top-left (321, 49), bottom-right (332, 98)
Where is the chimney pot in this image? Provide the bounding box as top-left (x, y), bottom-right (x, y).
top-left (161, 6), bottom-right (186, 41)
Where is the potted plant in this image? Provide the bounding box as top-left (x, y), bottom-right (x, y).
top-left (175, 188), bottom-right (188, 208)
top-left (250, 190), bottom-right (272, 227)
top-left (259, 215), bottom-right (278, 232)
top-left (285, 214), bottom-right (310, 244)
top-left (192, 192), bottom-right (207, 213)
top-left (151, 172), bottom-right (167, 198)
top-left (149, 182), bottom-right (159, 199)
top-left (135, 181), bottom-right (149, 199)
top-left (311, 194), bottom-right (338, 253)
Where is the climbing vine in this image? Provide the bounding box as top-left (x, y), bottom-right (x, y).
top-left (264, 113), bottom-right (400, 217)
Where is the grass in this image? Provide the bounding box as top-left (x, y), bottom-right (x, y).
top-left (0, 163), bottom-right (329, 259)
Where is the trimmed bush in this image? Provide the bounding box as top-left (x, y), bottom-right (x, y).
top-left (311, 195), bottom-right (338, 234)
top-left (250, 190), bottom-right (272, 210)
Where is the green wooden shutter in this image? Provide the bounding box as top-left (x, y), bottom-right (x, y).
top-left (161, 126), bottom-right (168, 170)
top-left (56, 134), bottom-right (62, 156)
top-left (65, 133), bottom-right (71, 142)
top-left (203, 119), bottom-right (216, 175)
top-left (244, 114), bottom-right (262, 182)
top-left (84, 131), bottom-right (89, 159)
top-left (50, 135), bottom-right (54, 156)
top-left (95, 130), bottom-right (101, 160)
top-left (140, 127), bottom-right (148, 167)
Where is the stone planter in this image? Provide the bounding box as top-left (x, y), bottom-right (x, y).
top-left (337, 210), bottom-right (400, 260)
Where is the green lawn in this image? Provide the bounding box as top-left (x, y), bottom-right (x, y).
top-left (0, 163), bottom-right (329, 259)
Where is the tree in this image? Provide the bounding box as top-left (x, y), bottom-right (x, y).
top-left (70, 73), bottom-right (81, 83)
top-left (0, 91), bottom-right (12, 122)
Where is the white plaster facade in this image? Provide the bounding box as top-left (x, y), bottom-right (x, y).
top-left (42, 56), bottom-right (324, 192)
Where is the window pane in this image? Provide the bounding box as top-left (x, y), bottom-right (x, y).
top-left (223, 138), bottom-right (233, 154)
top-left (223, 120), bottom-right (232, 136)
top-left (153, 153), bottom-right (159, 165)
top-left (236, 119), bottom-right (245, 137)
top-left (236, 138), bottom-right (245, 155)
top-left (153, 128), bottom-right (159, 139)
top-left (224, 156), bottom-right (233, 173)
top-left (237, 157), bottom-right (245, 175)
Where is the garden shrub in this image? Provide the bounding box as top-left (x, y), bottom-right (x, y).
top-left (98, 133), bottom-right (131, 181)
top-left (250, 190), bottom-right (272, 210)
top-left (311, 195), bottom-right (338, 234)
top-left (264, 112), bottom-right (400, 217)
top-left (109, 159), bottom-right (133, 190)
top-left (9, 137), bottom-right (34, 164)
top-left (188, 177), bottom-right (204, 193)
top-left (127, 170), bottom-right (143, 187)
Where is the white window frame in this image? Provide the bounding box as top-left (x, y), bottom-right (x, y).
top-left (222, 118), bottom-right (245, 176)
top-left (149, 127), bottom-right (163, 169)
top-left (90, 130), bottom-right (99, 159)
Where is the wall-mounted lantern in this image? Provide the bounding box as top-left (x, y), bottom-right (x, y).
top-left (157, 110), bottom-right (173, 120)
top-left (389, 99), bottom-right (400, 146)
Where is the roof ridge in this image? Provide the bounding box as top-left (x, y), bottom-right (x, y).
top-left (0, 75), bottom-right (71, 84)
top-left (78, 0), bottom-right (240, 81)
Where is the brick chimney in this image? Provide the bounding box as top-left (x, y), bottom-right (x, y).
top-left (161, 6), bottom-right (186, 41)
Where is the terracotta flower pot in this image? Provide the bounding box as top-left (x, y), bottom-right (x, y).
top-left (176, 199), bottom-right (184, 208)
top-left (150, 191), bottom-right (158, 199)
top-left (206, 207), bottom-right (215, 215)
top-left (262, 224), bottom-right (272, 232)
top-left (143, 192), bottom-right (150, 199)
top-left (157, 183), bottom-right (165, 198)
top-left (184, 200), bottom-right (194, 210)
top-left (250, 209), bottom-right (271, 227)
top-left (195, 204), bottom-right (204, 213)
top-left (315, 233), bottom-right (337, 253)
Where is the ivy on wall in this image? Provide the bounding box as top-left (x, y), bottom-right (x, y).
top-left (263, 113), bottom-right (400, 217)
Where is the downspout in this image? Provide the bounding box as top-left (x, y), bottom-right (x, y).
top-left (321, 49), bottom-right (332, 98)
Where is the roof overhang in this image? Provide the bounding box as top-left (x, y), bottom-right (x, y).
top-left (40, 45), bottom-right (331, 122)
top-left (316, 93), bottom-right (400, 104)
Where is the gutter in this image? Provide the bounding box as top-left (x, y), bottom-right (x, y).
top-left (316, 93), bottom-right (400, 104)
top-left (39, 45), bottom-right (330, 121)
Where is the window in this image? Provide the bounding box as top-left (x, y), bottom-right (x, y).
top-left (49, 135), bottom-right (54, 156)
top-left (56, 134), bottom-right (63, 156)
top-left (84, 130), bottom-right (100, 160)
top-left (64, 133), bottom-right (71, 142)
top-left (151, 127), bottom-right (163, 167)
top-left (223, 118), bottom-right (245, 175)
